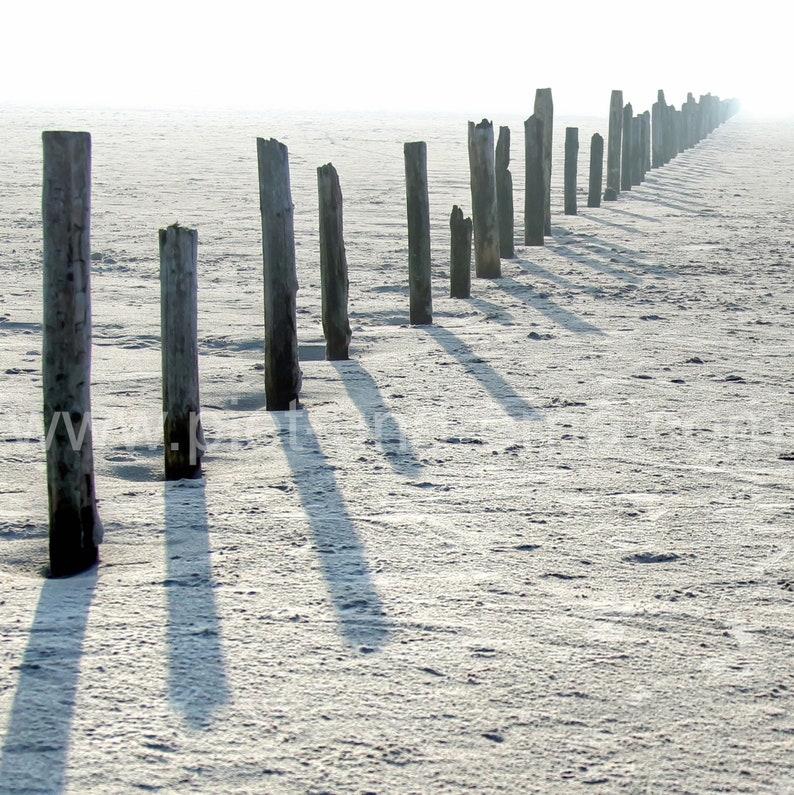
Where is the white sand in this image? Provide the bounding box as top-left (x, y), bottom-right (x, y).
top-left (1, 108), bottom-right (792, 794)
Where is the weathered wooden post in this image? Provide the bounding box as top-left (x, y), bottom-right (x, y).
top-left (620, 102), bottom-right (633, 192)
top-left (652, 90), bottom-right (666, 168)
top-left (317, 163), bottom-right (351, 360)
top-left (404, 141), bottom-right (433, 324)
top-left (642, 111), bottom-right (651, 177)
top-left (564, 127), bottom-right (578, 216)
top-left (495, 125), bottom-right (514, 259)
top-left (42, 131), bottom-right (102, 577)
top-left (524, 114), bottom-right (545, 245)
top-left (587, 132), bottom-right (603, 208)
top-left (605, 90), bottom-right (623, 200)
top-left (449, 205), bottom-right (472, 299)
top-left (160, 224), bottom-right (204, 480)
top-left (630, 115), bottom-right (642, 186)
top-left (467, 120), bottom-right (501, 278)
top-left (533, 88), bottom-right (554, 235)
top-left (257, 137), bottom-right (302, 410)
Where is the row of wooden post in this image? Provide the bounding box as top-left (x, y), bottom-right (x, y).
top-left (41, 88), bottom-right (738, 575)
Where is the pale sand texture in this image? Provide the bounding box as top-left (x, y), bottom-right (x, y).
top-left (0, 109), bottom-right (792, 794)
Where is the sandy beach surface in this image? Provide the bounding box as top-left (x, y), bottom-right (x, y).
top-left (1, 107), bottom-right (792, 794)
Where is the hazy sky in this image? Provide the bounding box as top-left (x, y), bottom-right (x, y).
top-left (1, 0), bottom-right (788, 118)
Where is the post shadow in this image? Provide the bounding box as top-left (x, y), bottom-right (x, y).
top-left (164, 479), bottom-right (230, 727)
top-left (467, 297), bottom-right (518, 326)
top-left (492, 279), bottom-right (604, 336)
top-left (330, 359), bottom-right (424, 478)
top-left (274, 411), bottom-right (389, 651)
top-left (546, 242), bottom-right (642, 284)
top-left (553, 233), bottom-right (679, 280)
top-left (0, 569), bottom-right (96, 794)
top-left (423, 325), bottom-right (540, 421)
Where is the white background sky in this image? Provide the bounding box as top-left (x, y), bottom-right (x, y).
top-left (1, 0), bottom-right (788, 118)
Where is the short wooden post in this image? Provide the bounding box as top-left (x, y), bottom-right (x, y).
top-left (42, 130), bottom-right (102, 577)
top-left (533, 88), bottom-right (554, 235)
top-left (620, 102), bottom-right (633, 192)
top-left (257, 137), bottom-right (302, 410)
top-left (404, 141), bottom-right (433, 324)
top-left (564, 127), bottom-right (578, 216)
top-left (587, 132), bottom-right (603, 208)
top-left (524, 114), bottom-right (545, 245)
top-left (605, 89), bottom-right (623, 198)
top-left (449, 205), bottom-right (472, 299)
top-left (495, 125), bottom-right (514, 259)
top-left (468, 120), bottom-right (501, 278)
top-left (160, 224), bottom-right (203, 480)
top-left (317, 163), bottom-right (351, 360)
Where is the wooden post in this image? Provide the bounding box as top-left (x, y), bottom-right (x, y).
top-left (449, 205), bottom-right (472, 299)
top-left (630, 115), bottom-right (642, 186)
top-left (495, 125), bottom-right (514, 259)
top-left (605, 89), bottom-right (623, 198)
top-left (317, 163), bottom-right (351, 360)
top-left (642, 111), bottom-right (651, 178)
top-left (587, 132), bottom-right (603, 208)
top-left (524, 114), bottom-right (545, 245)
top-left (42, 131), bottom-right (102, 577)
top-left (257, 137), bottom-right (301, 411)
top-left (533, 88), bottom-right (554, 235)
top-left (652, 90), bottom-right (666, 168)
top-left (160, 224), bottom-right (203, 480)
top-left (564, 127), bottom-right (578, 216)
top-left (404, 141), bottom-right (433, 324)
top-left (468, 120), bottom-right (501, 278)
top-left (620, 102), bottom-right (633, 192)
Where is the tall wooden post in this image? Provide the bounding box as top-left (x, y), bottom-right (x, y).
top-left (42, 131), bottom-right (102, 577)
top-left (605, 90), bottom-right (623, 199)
top-left (587, 132), bottom-right (604, 208)
top-left (317, 163), bottom-right (351, 360)
top-left (257, 137), bottom-right (302, 411)
top-left (449, 205), bottom-right (472, 299)
top-left (652, 93), bottom-right (665, 168)
top-left (524, 114), bottom-right (545, 245)
top-left (404, 141), bottom-right (433, 324)
top-left (468, 120), bottom-right (501, 278)
top-left (642, 111), bottom-right (651, 177)
top-left (533, 88), bottom-right (554, 235)
top-left (630, 115), bottom-right (642, 186)
top-left (564, 127), bottom-right (578, 216)
top-left (621, 102), bottom-right (633, 192)
top-left (160, 224), bottom-right (203, 480)
top-left (495, 125), bottom-right (514, 259)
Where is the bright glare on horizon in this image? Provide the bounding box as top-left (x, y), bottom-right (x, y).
top-left (1, 0), bottom-right (789, 118)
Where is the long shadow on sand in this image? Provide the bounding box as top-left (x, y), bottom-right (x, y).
top-left (164, 479), bottom-right (230, 727)
top-left (274, 411), bottom-right (390, 651)
top-left (0, 569), bottom-right (96, 794)
top-left (423, 325), bottom-right (540, 421)
top-left (491, 278), bottom-right (604, 336)
top-left (331, 359), bottom-right (424, 478)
